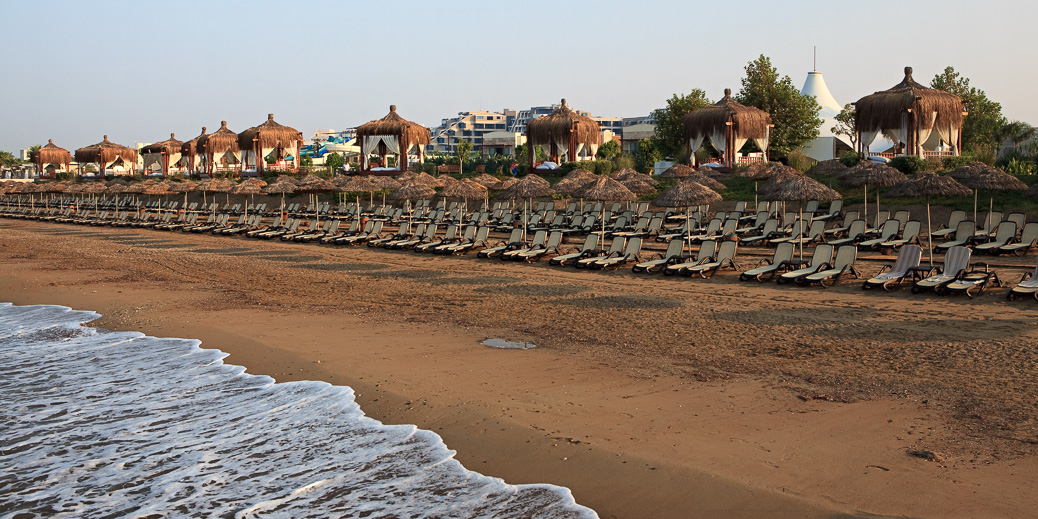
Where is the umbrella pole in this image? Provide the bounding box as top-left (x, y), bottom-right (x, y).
top-left (863, 184), bottom-right (867, 224)
top-left (799, 202), bottom-right (804, 261)
top-left (926, 199), bottom-right (933, 267)
top-left (754, 182), bottom-right (757, 208)
top-left (973, 190), bottom-right (978, 226)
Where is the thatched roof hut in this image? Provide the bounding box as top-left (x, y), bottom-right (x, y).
top-left (31, 140), bottom-right (73, 178)
top-left (74, 136), bottom-right (137, 177)
top-left (525, 99), bottom-right (601, 169)
top-left (355, 105), bottom-right (431, 173)
top-left (238, 114), bottom-right (304, 174)
top-left (682, 89), bottom-right (772, 166)
top-left (854, 67), bottom-right (966, 157)
top-left (141, 133), bottom-right (184, 176)
top-left (180, 127), bottom-right (207, 174)
top-left (197, 121), bottom-right (241, 176)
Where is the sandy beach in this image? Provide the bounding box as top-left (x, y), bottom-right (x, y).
top-left (3, 216), bottom-right (1038, 519)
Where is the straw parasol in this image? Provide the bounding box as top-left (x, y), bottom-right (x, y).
top-left (491, 178), bottom-right (518, 190)
top-left (841, 163), bottom-right (907, 222)
top-left (947, 161), bottom-right (990, 180)
top-left (371, 176), bottom-right (402, 191)
top-left (807, 159), bottom-right (848, 178)
top-left (621, 178), bottom-right (658, 195)
top-left (31, 139), bottom-right (73, 177)
top-left (686, 172), bottom-right (725, 191)
top-left (854, 67), bottom-right (966, 157)
top-left (574, 177), bottom-right (638, 246)
top-left (959, 167), bottom-right (1027, 222)
top-left (525, 99), bottom-right (601, 170)
top-left (180, 127), bottom-right (207, 174)
top-left (356, 105), bottom-right (431, 172)
top-left (411, 171), bottom-right (442, 187)
top-left (442, 178), bottom-right (488, 213)
top-left (295, 177), bottom-right (338, 225)
top-left (168, 180), bottom-right (197, 209)
top-left (552, 176), bottom-right (595, 195)
top-left (497, 176), bottom-right (555, 240)
top-left (264, 180), bottom-right (297, 214)
top-left (682, 89), bottom-right (773, 166)
top-left (232, 181), bottom-right (264, 220)
top-left (197, 121), bottom-right (241, 176)
top-left (389, 181), bottom-right (437, 215)
top-left (337, 175), bottom-right (378, 208)
top-left (659, 164), bottom-right (694, 178)
top-left (759, 175), bottom-right (842, 260)
top-left (238, 114), bottom-right (304, 174)
top-left (564, 168), bottom-right (598, 181)
top-left (653, 179), bottom-right (724, 249)
top-left (885, 172), bottom-right (971, 265)
top-left (473, 173), bottom-right (499, 186)
top-left (74, 136), bottom-right (137, 177)
top-left (140, 133), bottom-right (184, 177)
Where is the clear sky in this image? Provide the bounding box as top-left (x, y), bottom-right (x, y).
top-left (2, 0), bottom-right (1035, 154)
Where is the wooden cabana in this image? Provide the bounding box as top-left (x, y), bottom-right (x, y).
top-left (74, 136), bottom-right (138, 178)
top-left (526, 99), bottom-right (601, 170)
top-left (854, 66), bottom-right (967, 158)
top-left (180, 127), bottom-right (207, 175)
top-left (31, 139), bottom-right (72, 179)
top-left (355, 105), bottom-right (430, 174)
top-left (197, 121), bottom-right (241, 176)
top-left (238, 114), bottom-right (304, 174)
top-left (681, 89), bottom-right (772, 167)
top-left (140, 133), bottom-right (184, 177)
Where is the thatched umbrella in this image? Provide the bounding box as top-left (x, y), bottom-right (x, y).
top-left (264, 180), bottom-right (297, 215)
top-left (575, 177), bottom-right (637, 246)
top-left (168, 180), bottom-right (197, 209)
top-left (140, 133), bottom-right (184, 177)
top-left (885, 172), bottom-right (972, 265)
top-left (621, 178), bottom-right (658, 195)
top-left (947, 161), bottom-right (990, 180)
top-left (553, 176), bottom-right (595, 195)
top-left (660, 164), bottom-right (694, 178)
top-left (232, 181), bottom-right (264, 220)
top-left (807, 159), bottom-right (848, 178)
top-left (759, 175), bottom-right (842, 260)
top-left (686, 172), bottom-right (725, 192)
top-left (356, 105), bottom-right (431, 172)
top-left (74, 136), bottom-right (138, 178)
top-left (180, 127), bottom-right (207, 175)
top-left (31, 139), bottom-right (73, 178)
top-left (526, 99), bottom-right (601, 169)
top-left (197, 121), bottom-right (241, 176)
top-left (442, 178), bottom-right (487, 213)
top-left (957, 166), bottom-right (1026, 223)
top-left (616, 169), bottom-right (658, 186)
top-left (564, 168), bottom-right (598, 181)
top-left (370, 175), bottom-right (402, 205)
top-left (498, 176), bottom-right (554, 240)
top-left (491, 178), bottom-right (518, 190)
top-left (473, 173), bottom-right (499, 186)
top-left (238, 114), bottom-right (304, 174)
top-left (411, 171), bottom-right (441, 187)
top-left (338, 175), bottom-right (378, 208)
top-left (653, 179), bottom-right (724, 251)
top-left (389, 181), bottom-right (436, 215)
top-left (682, 89), bottom-right (773, 166)
top-left (854, 67), bottom-right (966, 157)
top-left (841, 163), bottom-right (907, 222)
top-left (295, 178), bottom-right (338, 225)
top-left (202, 178), bottom-right (235, 216)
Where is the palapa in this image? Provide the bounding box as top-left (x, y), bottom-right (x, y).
top-left (682, 88), bottom-right (772, 165)
top-left (238, 114), bottom-right (304, 173)
top-left (442, 179), bottom-right (487, 199)
top-left (958, 167), bottom-right (1027, 224)
top-left (74, 136), bottom-right (137, 176)
top-left (886, 172), bottom-right (972, 265)
top-left (841, 162), bottom-right (907, 221)
top-left (686, 172), bottom-right (725, 191)
top-left (759, 175), bottom-right (840, 260)
top-left (491, 178), bottom-right (517, 190)
top-left (621, 178), bottom-right (658, 195)
top-left (660, 164), bottom-right (694, 178)
top-left (389, 181), bottom-right (437, 200)
top-left (653, 179), bottom-right (723, 207)
top-left (473, 173), bottom-right (499, 186)
top-left (552, 176), bottom-right (595, 195)
top-left (947, 161), bottom-right (990, 180)
top-left (575, 177), bottom-right (636, 202)
top-left (854, 67), bottom-right (966, 157)
top-left (564, 168), bottom-right (598, 181)
top-left (497, 176), bottom-right (553, 200)
top-left (411, 171), bottom-right (442, 187)
top-left (356, 105), bottom-right (431, 172)
top-left (180, 127), bottom-right (207, 173)
top-left (197, 121), bottom-right (241, 175)
top-left (526, 99), bottom-right (601, 169)
top-left (370, 176), bottom-right (402, 190)
top-left (807, 159), bottom-right (848, 177)
top-left (31, 139), bottom-right (73, 175)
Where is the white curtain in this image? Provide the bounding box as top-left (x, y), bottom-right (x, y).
top-left (752, 127), bottom-right (769, 162)
top-left (575, 143), bottom-right (585, 159)
top-left (688, 134), bottom-right (705, 156)
top-left (859, 129), bottom-right (881, 154)
top-left (362, 136), bottom-right (381, 156)
top-left (708, 128), bottom-right (727, 155)
top-left (555, 138), bottom-right (569, 161)
top-left (732, 137), bottom-right (748, 156)
top-left (539, 143), bottom-right (552, 157)
top-left (589, 143), bottom-right (599, 158)
top-left (935, 122), bottom-right (961, 156)
top-left (381, 135), bottom-right (400, 154)
top-left (915, 111), bottom-right (937, 156)
top-left (887, 114), bottom-right (909, 148)
top-left (142, 153), bottom-right (162, 171)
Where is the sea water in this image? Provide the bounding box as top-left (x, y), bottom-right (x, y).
top-left (0, 303), bottom-right (597, 519)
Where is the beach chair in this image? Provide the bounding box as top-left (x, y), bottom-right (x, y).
top-left (934, 220), bottom-right (977, 252)
top-left (862, 244), bottom-right (923, 291)
top-left (911, 246), bottom-right (972, 294)
top-left (257, 218), bottom-right (300, 240)
top-left (824, 211), bottom-right (860, 237)
top-left (548, 234), bottom-right (599, 266)
top-left (812, 200), bottom-right (844, 222)
top-left (776, 244), bottom-right (834, 285)
top-left (368, 222), bottom-right (412, 248)
top-left (632, 239), bottom-right (686, 274)
top-left (862, 211), bottom-right (890, 238)
top-left (877, 220), bottom-right (921, 250)
top-left (997, 222), bottom-right (1038, 256)
top-left (509, 231), bottom-right (562, 261)
top-left (826, 220), bottom-right (866, 247)
top-left (477, 228), bottom-right (525, 258)
top-left (973, 221), bottom-right (1017, 254)
top-left (857, 219), bottom-right (901, 249)
top-left (336, 220), bottom-right (383, 246)
top-left (799, 245), bottom-right (860, 287)
top-left (221, 214), bottom-right (263, 236)
top-left (739, 219), bottom-right (780, 245)
top-left (941, 264), bottom-right (1002, 298)
top-left (739, 242), bottom-right (795, 282)
top-left (785, 219), bottom-right (827, 247)
top-left (413, 224), bottom-right (459, 252)
top-left (682, 241), bottom-right (739, 278)
top-left (768, 220), bottom-right (805, 247)
top-left (575, 238), bottom-right (627, 269)
top-left (431, 225), bottom-right (476, 254)
top-left (246, 214), bottom-right (286, 238)
top-left (975, 211), bottom-right (1003, 240)
top-left (663, 241), bottom-right (716, 276)
top-left (449, 226), bottom-right (493, 255)
top-left (931, 210), bottom-right (967, 239)
top-left (590, 237), bottom-right (643, 270)
top-left (391, 223), bottom-right (439, 250)
top-left (1006, 257), bottom-right (1038, 301)
top-left (295, 219), bottom-right (339, 243)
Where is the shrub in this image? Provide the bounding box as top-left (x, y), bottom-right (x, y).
top-left (889, 155), bottom-right (926, 174)
top-left (594, 160), bottom-right (613, 176)
top-left (999, 158), bottom-right (1036, 176)
top-left (941, 154), bottom-right (974, 172)
top-left (786, 150), bottom-right (815, 172)
top-left (924, 156), bottom-right (945, 172)
top-left (838, 150), bottom-right (860, 167)
top-left (611, 153), bottom-right (635, 171)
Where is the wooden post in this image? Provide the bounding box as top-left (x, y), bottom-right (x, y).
top-left (570, 124), bottom-right (577, 162)
top-left (528, 139), bottom-right (535, 173)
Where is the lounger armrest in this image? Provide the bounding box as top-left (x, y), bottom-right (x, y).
top-left (753, 258), bottom-right (772, 268)
top-left (876, 265), bottom-right (892, 275)
top-left (1021, 271), bottom-right (1033, 283)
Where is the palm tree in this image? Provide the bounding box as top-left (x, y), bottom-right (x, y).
top-left (997, 120), bottom-right (1036, 155)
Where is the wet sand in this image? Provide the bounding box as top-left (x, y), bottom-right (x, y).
top-left (2, 218), bottom-right (1037, 518)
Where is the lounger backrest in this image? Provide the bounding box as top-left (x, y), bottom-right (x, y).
top-left (602, 238), bottom-right (625, 255)
top-left (544, 231), bottom-right (562, 249)
top-left (647, 217), bottom-right (663, 233)
top-left (890, 245), bottom-right (923, 275)
top-left (347, 219), bottom-right (360, 232)
top-left (582, 215), bottom-right (597, 229)
top-left (369, 220), bottom-right (383, 234)
top-left (696, 240), bottom-right (716, 262)
top-left (529, 230), bottom-right (547, 247)
top-left (832, 245), bottom-right (857, 269)
top-left (327, 219), bottom-right (339, 232)
top-left (632, 217), bottom-right (649, 230)
top-left (759, 219), bottom-right (778, 236)
top-left (946, 210), bottom-right (966, 229)
top-left (1007, 212), bottom-right (1026, 229)
top-left (804, 200), bottom-right (818, 214)
top-left (581, 234), bottom-right (599, 251)
top-left (505, 228), bottom-right (523, 244)
top-left (872, 211), bottom-right (889, 228)
top-left (781, 212), bottom-right (796, 227)
top-left (901, 220), bottom-right (920, 241)
top-left (944, 246), bottom-right (971, 275)
top-left (810, 244), bottom-right (834, 267)
top-left (720, 219), bottom-right (739, 234)
top-left (460, 226), bottom-right (476, 241)
top-left (953, 220), bottom-right (975, 240)
top-left (878, 219), bottom-right (899, 240)
top-left (715, 240), bottom-right (737, 262)
top-left (623, 237), bottom-right (643, 256)
top-left (360, 220), bottom-right (374, 233)
top-left (787, 220), bottom-right (804, 238)
top-left (756, 201), bottom-right (769, 213)
top-left (828, 200), bottom-right (844, 214)
top-left (892, 210), bottom-right (911, 226)
top-left (442, 225), bottom-right (458, 240)
top-left (981, 211), bottom-right (1002, 232)
top-left (993, 221), bottom-right (1017, 243)
top-left (773, 242), bottom-right (794, 264)
top-left (611, 216), bottom-right (628, 231)
top-left (842, 210), bottom-right (860, 224)
top-left (663, 238), bottom-right (684, 259)
top-left (806, 220), bottom-right (825, 239)
top-left (703, 218), bottom-right (721, 235)
top-left (751, 211), bottom-right (768, 227)
top-left (734, 201), bottom-right (747, 212)
top-left (1019, 222), bottom-right (1038, 245)
top-left (845, 219), bottom-right (866, 238)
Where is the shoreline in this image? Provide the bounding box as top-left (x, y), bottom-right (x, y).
top-left (3, 219), bottom-right (1038, 518)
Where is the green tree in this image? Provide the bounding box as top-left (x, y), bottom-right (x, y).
top-left (0, 150), bottom-right (20, 167)
top-left (634, 138), bottom-right (661, 173)
top-left (596, 139), bottom-right (620, 159)
top-left (455, 138), bottom-right (473, 176)
top-left (997, 120), bottom-right (1036, 154)
top-left (831, 104), bottom-right (858, 152)
top-left (325, 152), bottom-right (346, 174)
top-left (651, 89), bottom-right (712, 161)
top-left (735, 55), bottom-right (821, 161)
top-left (930, 66), bottom-right (1005, 157)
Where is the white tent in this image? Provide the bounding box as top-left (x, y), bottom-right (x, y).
top-left (799, 70), bottom-right (854, 161)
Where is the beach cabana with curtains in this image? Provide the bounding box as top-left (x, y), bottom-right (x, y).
top-left (854, 66), bottom-right (967, 158)
top-left (74, 136), bottom-right (138, 178)
top-left (526, 99), bottom-right (601, 170)
top-left (180, 127), bottom-right (207, 175)
top-left (140, 133), bottom-right (184, 177)
top-left (31, 140), bottom-right (72, 179)
top-left (197, 121), bottom-right (241, 176)
top-left (681, 89), bottom-right (773, 167)
top-left (355, 105), bottom-right (430, 173)
top-left (238, 114), bottom-right (304, 174)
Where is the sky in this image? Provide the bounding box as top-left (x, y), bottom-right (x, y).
top-left (2, 0), bottom-right (1036, 155)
